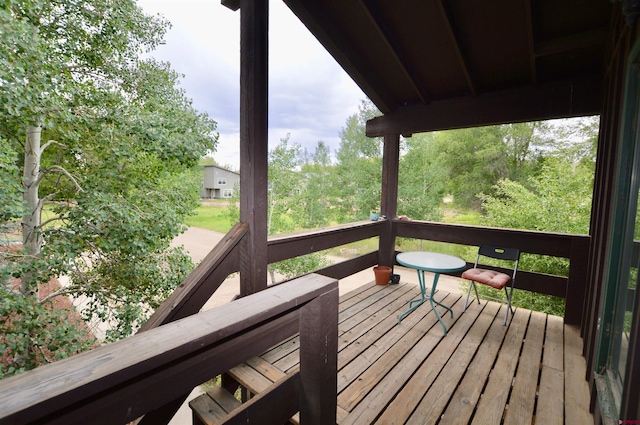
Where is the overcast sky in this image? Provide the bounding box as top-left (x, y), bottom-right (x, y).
top-left (136, 0), bottom-right (366, 170)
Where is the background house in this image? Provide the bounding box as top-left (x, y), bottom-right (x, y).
top-left (200, 165), bottom-right (239, 199)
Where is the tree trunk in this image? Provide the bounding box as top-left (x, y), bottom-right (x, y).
top-left (21, 125), bottom-right (43, 296)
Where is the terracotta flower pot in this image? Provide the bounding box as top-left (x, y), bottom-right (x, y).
top-left (373, 266), bottom-right (392, 285)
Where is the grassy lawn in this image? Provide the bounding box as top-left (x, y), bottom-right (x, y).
top-left (185, 205), bottom-right (234, 233)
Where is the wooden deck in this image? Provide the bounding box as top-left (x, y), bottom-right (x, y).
top-left (198, 280), bottom-right (594, 425)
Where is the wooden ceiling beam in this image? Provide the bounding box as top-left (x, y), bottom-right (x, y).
top-left (222, 0), bottom-right (240, 11)
top-left (435, 0), bottom-right (476, 96)
top-left (535, 28), bottom-right (609, 57)
top-left (359, 0), bottom-right (430, 104)
top-left (366, 76), bottom-right (602, 137)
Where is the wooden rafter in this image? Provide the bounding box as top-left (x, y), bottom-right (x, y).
top-left (283, 0), bottom-right (397, 113)
top-left (435, 0), bottom-right (476, 96)
top-left (524, 0), bottom-right (537, 84)
top-left (359, 0), bottom-right (430, 104)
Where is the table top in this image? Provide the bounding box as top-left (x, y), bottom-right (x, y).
top-left (396, 251), bottom-right (467, 273)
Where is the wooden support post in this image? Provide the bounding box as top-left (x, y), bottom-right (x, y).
top-left (298, 286), bottom-right (339, 425)
top-left (379, 133), bottom-right (400, 267)
top-left (565, 237), bottom-right (590, 326)
top-left (239, 0), bottom-right (269, 296)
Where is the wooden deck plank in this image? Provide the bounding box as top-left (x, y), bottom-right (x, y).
top-left (470, 308), bottom-right (531, 424)
top-left (503, 310), bottom-right (546, 424)
top-left (339, 298), bottom-right (466, 425)
top-left (337, 290), bottom-right (440, 392)
top-left (338, 293), bottom-right (456, 405)
top-left (263, 284), bottom-right (410, 368)
top-left (439, 304), bottom-right (510, 425)
top-left (199, 282), bottom-right (593, 425)
top-left (537, 365), bottom-right (564, 425)
top-left (245, 356), bottom-right (286, 382)
top-left (338, 283), bottom-right (405, 322)
top-left (274, 284), bottom-right (416, 372)
top-left (565, 325), bottom-right (594, 425)
top-left (190, 386), bottom-right (242, 425)
top-left (376, 300), bottom-right (495, 425)
top-left (228, 362), bottom-right (272, 393)
top-left (338, 281), bottom-right (387, 307)
top-left (339, 283), bottom-right (414, 333)
top-left (543, 314), bottom-right (565, 371)
top-left (536, 314), bottom-right (565, 425)
top-left (403, 302), bottom-right (502, 425)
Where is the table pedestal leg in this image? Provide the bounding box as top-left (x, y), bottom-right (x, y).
top-left (397, 271), bottom-right (454, 335)
top-left (428, 273), bottom-right (453, 335)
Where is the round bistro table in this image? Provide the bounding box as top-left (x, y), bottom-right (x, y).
top-left (396, 251), bottom-right (467, 335)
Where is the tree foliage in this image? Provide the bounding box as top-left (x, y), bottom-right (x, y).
top-left (398, 133), bottom-right (446, 221)
top-left (0, 0), bottom-right (218, 376)
top-left (333, 100), bottom-right (383, 220)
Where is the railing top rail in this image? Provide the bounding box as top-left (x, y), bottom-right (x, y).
top-left (140, 221), bottom-right (248, 331)
top-left (267, 220), bottom-right (381, 243)
top-left (0, 274), bottom-right (337, 425)
top-left (395, 219), bottom-right (589, 258)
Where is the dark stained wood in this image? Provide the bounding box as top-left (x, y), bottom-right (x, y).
top-left (435, 0), bottom-right (476, 96)
top-left (267, 220), bottom-right (381, 263)
top-left (299, 286), bottom-right (339, 424)
top-left (357, 1), bottom-right (428, 104)
top-left (190, 386), bottom-right (241, 425)
top-left (379, 133), bottom-right (400, 268)
top-left (221, 373), bottom-right (301, 425)
top-left (566, 236), bottom-right (591, 325)
top-left (239, 0), bottom-right (269, 296)
top-left (394, 219), bottom-right (584, 258)
top-left (583, 11), bottom-right (629, 387)
top-left (282, 1), bottom-right (609, 118)
top-left (393, 219), bottom-right (589, 304)
top-left (315, 251), bottom-right (378, 280)
top-left (366, 77), bottom-right (603, 137)
top-left (0, 275), bottom-right (338, 425)
top-left (139, 222), bottom-right (247, 332)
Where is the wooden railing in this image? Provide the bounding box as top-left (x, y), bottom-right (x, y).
top-left (139, 222), bottom-right (248, 332)
top-left (0, 219), bottom-right (592, 424)
top-left (394, 220), bottom-right (590, 325)
top-left (264, 219), bottom-right (590, 324)
top-left (0, 274), bottom-right (339, 425)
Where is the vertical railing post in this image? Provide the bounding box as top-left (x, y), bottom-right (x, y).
top-left (239, 0), bottom-right (269, 296)
top-left (379, 133), bottom-right (400, 267)
top-left (298, 285), bottom-right (339, 424)
top-left (566, 237), bottom-right (590, 326)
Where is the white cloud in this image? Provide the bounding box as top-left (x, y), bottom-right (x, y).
top-left (137, 0), bottom-right (365, 170)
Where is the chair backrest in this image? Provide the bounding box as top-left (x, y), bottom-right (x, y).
top-left (474, 245), bottom-right (520, 279)
top-left (477, 245), bottom-right (520, 262)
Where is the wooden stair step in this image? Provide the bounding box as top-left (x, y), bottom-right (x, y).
top-left (189, 385), bottom-right (241, 425)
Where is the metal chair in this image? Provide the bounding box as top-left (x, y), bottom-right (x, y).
top-left (462, 245), bottom-right (520, 325)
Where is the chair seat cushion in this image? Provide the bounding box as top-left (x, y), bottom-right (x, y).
top-left (462, 268), bottom-right (512, 290)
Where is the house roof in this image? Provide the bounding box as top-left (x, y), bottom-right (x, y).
top-left (225, 0), bottom-right (612, 135)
